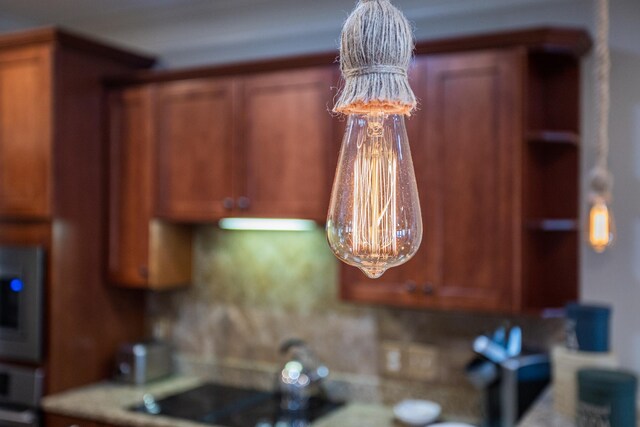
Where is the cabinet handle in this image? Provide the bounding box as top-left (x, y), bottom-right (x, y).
top-left (404, 280), bottom-right (417, 293)
top-left (222, 197), bottom-right (234, 210)
top-left (237, 196), bottom-right (251, 210)
top-left (422, 283), bottom-right (435, 295)
top-left (138, 266), bottom-right (149, 279)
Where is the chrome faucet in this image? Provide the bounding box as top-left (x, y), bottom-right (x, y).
top-left (276, 339), bottom-right (329, 411)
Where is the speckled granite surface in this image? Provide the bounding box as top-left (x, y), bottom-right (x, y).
top-left (518, 387), bottom-right (640, 427)
top-left (518, 388), bottom-right (575, 427)
top-left (42, 372), bottom-right (479, 427)
top-left (41, 376), bottom-right (208, 427)
top-left (42, 376), bottom-right (394, 427)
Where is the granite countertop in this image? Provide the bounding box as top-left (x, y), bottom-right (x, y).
top-left (518, 387), bottom-right (640, 427)
top-left (517, 389), bottom-right (575, 427)
top-left (41, 376), bottom-right (396, 427)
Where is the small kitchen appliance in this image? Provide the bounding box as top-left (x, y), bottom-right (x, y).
top-left (114, 341), bottom-right (174, 385)
top-left (467, 327), bottom-right (550, 427)
top-left (0, 246), bottom-right (45, 363)
top-left (0, 363), bottom-right (43, 427)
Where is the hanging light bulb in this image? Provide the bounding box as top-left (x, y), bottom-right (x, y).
top-left (327, 112), bottom-right (422, 279)
top-left (327, 0), bottom-right (421, 277)
top-left (588, 196), bottom-right (614, 253)
top-left (586, 0), bottom-right (614, 254)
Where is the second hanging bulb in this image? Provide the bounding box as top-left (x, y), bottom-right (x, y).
top-left (327, 112), bottom-right (423, 279)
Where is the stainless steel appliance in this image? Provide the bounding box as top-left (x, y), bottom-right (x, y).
top-left (0, 246), bottom-right (45, 363)
top-left (467, 326), bottom-right (550, 427)
top-left (468, 352), bottom-right (550, 427)
top-left (0, 363), bottom-right (43, 427)
top-left (114, 341), bottom-right (174, 385)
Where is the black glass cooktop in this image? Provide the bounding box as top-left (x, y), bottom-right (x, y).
top-left (130, 383), bottom-right (343, 427)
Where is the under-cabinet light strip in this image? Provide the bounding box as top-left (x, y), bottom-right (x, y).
top-left (218, 218), bottom-right (317, 231)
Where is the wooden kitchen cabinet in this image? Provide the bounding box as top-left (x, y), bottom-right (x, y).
top-left (341, 29), bottom-right (589, 314)
top-left (108, 86), bottom-right (192, 289)
top-left (238, 67), bottom-right (336, 221)
top-left (0, 45), bottom-right (52, 218)
top-left (151, 66), bottom-right (336, 222)
top-left (106, 27), bottom-right (587, 312)
top-left (108, 66), bottom-right (336, 287)
top-left (342, 50), bottom-right (520, 312)
top-left (155, 78), bottom-right (236, 220)
top-left (0, 25), bottom-right (153, 396)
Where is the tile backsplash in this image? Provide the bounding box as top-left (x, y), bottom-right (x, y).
top-left (148, 225), bottom-right (564, 419)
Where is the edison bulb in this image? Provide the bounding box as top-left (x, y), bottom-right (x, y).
top-left (588, 197), bottom-right (615, 253)
top-left (327, 112), bottom-right (422, 279)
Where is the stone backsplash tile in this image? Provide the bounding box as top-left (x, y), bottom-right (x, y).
top-left (148, 226), bottom-right (564, 419)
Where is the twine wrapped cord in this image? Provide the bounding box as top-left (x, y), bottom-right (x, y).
top-left (589, 0), bottom-right (613, 203)
top-left (334, 0), bottom-right (417, 116)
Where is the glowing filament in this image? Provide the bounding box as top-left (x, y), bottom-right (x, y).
top-left (589, 199), bottom-right (614, 253)
top-left (352, 113), bottom-right (398, 264)
top-left (326, 112), bottom-right (422, 279)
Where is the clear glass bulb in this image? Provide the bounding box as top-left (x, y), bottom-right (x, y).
top-left (588, 197), bottom-right (615, 253)
top-left (327, 112), bottom-right (422, 279)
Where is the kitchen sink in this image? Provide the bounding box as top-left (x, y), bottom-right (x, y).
top-left (130, 383), bottom-right (343, 427)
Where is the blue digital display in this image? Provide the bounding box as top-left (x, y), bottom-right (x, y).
top-left (9, 278), bottom-right (23, 292)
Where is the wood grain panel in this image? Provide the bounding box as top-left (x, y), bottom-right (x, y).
top-left (240, 67), bottom-right (335, 220)
top-left (108, 85), bottom-right (192, 290)
top-left (108, 87), bottom-right (153, 286)
top-left (47, 47), bottom-right (147, 394)
top-left (155, 78), bottom-right (235, 221)
top-left (0, 46), bottom-right (52, 218)
top-left (424, 49), bottom-right (522, 312)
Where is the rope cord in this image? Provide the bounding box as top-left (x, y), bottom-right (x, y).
top-left (333, 0), bottom-right (416, 115)
top-left (590, 0), bottom-right (612, 199)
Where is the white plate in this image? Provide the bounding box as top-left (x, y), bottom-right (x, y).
top-left (393, 399), bottom-right (442, 426)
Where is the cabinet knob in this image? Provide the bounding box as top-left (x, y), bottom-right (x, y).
top-left (404, 280), bottom-right (417, 293)
top-left (138, 266), bottom-right (149, 279)
top-left (237, 196), bottom-right (251, 210)
top-left (222, 197), bottom-right (234, 210)
top-left (422, 283), bottom-right (435, 295)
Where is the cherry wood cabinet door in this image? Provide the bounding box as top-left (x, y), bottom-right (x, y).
top-left (155, 78), bottom-right (236, 221)
top-left (0, 46), bottom-right (52, 218)
top-left (108, 86), bottom-right (153, 286)
top-left (108, 86), bottom-right (192, 289)
top-left (239, 67), bottom-right (336, 221)
top-left (422, 49), bottom-right (522, 312)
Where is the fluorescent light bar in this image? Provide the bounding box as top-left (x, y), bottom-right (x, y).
top-left (218, 218), bottom-right (318, 231)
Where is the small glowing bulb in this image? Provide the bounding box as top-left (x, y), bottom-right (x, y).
top-left (327, 112), bottom-right (422, 278)
top-left (588, 197), bottom-right (614, 253)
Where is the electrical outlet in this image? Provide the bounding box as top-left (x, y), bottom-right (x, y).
top-left (405, 343), bottom-right (439, 381)
top-left (380, 342), bottom-right (403, 374)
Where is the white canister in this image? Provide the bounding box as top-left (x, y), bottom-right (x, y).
top-left (552, 345), bottom-right (619, 418)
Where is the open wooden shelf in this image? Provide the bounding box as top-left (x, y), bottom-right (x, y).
top-left (526, 130), bottom-right (579, 146)
top-left (526, 219), bottom-right (578, 231)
